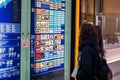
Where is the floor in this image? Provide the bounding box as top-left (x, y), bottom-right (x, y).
top-left (106, 47), bottom-right (120, 63)
top-left (105, 47), bottom-right (120, 80)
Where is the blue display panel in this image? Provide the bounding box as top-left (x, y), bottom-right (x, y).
top-left (0, 0), bottom-right (21, 80)
top-left (31, 0), bottom-right (65, 79)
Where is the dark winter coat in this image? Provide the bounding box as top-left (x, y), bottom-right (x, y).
top-left (76, 36), bottom-right (101, 80)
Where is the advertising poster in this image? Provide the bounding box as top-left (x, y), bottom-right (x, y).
top-left (31, 0), bottom-right (65, 79)
top-left (0, 0), bottom-right (21, 80)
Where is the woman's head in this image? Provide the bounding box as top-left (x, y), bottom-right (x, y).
top-left (80, 23), bottom-right (97, 40)
top-left (79, 23), bottom-right (105, 57)
top-left (79, 23), bottom-right (98, 52)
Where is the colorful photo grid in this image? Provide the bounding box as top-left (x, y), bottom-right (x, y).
top-left (36, 0), bottom-right (65, 10)
top-left (34, 0), bottom-right (65, 73)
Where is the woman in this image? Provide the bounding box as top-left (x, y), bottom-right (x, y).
top-left (76, 23), bottom-right (100, 80)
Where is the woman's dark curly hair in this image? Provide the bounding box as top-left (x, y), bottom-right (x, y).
top-left (80, 23), bottom-right (98, 40)
top-left (95, 25), bottom-right (105, 57)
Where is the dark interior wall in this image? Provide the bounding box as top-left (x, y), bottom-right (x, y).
top-left (70, 0), bottom-right (76, 80)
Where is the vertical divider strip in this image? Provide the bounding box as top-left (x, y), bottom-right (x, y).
top-left (21, 0), bottom-right (31, 80)
top-left (64, 0), bottom-right (72, 80)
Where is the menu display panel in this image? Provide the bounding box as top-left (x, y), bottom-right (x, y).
top-left (31, 0), bottom-right (65, 79)
top-left (0, 0), bottom-right (21, 80)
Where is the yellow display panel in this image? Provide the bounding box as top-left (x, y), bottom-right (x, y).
top-left (75, 0), bottom-right (80, 67)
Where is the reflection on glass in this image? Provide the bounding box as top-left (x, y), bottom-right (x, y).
top-left (81, 0), bottom-right (95, 25)
top-left (102, 0), bottom-right (120, 49)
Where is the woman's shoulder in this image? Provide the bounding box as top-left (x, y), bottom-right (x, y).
top-left (81, 45), bottom-right (93, 50)
top-left (81, 45), bottom-right (100, 54)
top-left (81, 45), bottom-right (93, 53)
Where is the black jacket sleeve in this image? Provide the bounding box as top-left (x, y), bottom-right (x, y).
top-left (76, 46), bottom-right (94, 80)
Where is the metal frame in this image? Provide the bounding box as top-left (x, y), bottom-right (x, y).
top-left (20, 0), bottom-right (71, 80)
top-left (64, 0), bottom-right (72, 80)
top-left (21, 0), bottom-right (31, 80)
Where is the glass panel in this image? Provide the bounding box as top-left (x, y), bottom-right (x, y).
top-left (0, 0), bottom-right (21, 80)
top-left (81, 0), bottom-right (95, 25)
top-left (102, 0), bottom-right (120, 49)
top-left (30, 0), bottom-right (65, 79)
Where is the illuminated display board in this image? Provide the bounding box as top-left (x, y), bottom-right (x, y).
top-left (0, 0), bottom-right (21, 80)
top-left (30, 0), bottom-right (65, 78)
